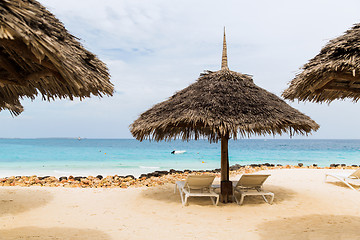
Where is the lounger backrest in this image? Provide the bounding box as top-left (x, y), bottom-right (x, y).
top-left (350, 169), bottom-right (360, 179)
top-left (235, 174), bottom-right (270, 188)
top-left (185, 175), bottom-right (215, 190)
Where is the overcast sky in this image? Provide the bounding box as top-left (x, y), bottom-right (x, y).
top-left (1, 0), bottom-right (360, 139)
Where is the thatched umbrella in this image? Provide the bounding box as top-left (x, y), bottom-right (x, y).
top-left (130, 30), bottom-right (319, 202)
top-left (0, 0), bottom-right (113, 115)
top-left (283, 23), bottom-right (360, 103)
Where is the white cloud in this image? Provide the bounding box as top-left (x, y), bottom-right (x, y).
top-left (2, 0), bottom-right (360, 138)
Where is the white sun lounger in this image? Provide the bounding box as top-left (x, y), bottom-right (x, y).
top-left (325, 169), bottom-right (360, 191)
top-left (232, 174), bottom-right (274, 205)
top-left (174, 175), bottom-right (219, 206)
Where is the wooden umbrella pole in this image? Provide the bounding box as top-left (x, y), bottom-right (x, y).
top-left (220, 134), bottom-right (232, 203)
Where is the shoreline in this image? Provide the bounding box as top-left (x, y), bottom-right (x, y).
top-left (0, 163), bottom-right (358, 188)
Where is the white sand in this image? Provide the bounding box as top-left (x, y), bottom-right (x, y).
top-left (0, 169), bottom-right (360, 240)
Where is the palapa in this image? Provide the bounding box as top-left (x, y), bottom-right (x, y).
top-left (130, 30), bottom-right (319, 202)
top-left (0, 0), bottom-right (113, 115)
top-left (283, 23), bottom-right (360, 103)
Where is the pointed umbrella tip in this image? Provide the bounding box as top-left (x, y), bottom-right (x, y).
top-left (221, 28), bottom-right (229, 70)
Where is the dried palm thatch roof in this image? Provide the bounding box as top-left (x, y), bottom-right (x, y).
top-left (2, 100), bottom-right (23, 116)
top-left (283, 23), bottom-right (360, 103)
top-left (0, 0), bottom-right (114, 115)
top-left (131, 32), bottom-right (319, 143)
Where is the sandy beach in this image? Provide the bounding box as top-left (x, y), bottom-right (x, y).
top-left (0, 168), bottom-right (359, 240)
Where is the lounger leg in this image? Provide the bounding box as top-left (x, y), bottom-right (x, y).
top-left (210, 196), bottom-right (215, 205)
top-left (341, 180), bottom-right (358, 191)
top-left (209, 196), bottom-right (219, 206)
top-left (239, 194), bottom-right (245, 205)
top-left (233, 192), bottom-right (240, 204)
top-left (257, 188), bottom-right (269, 203)
top-left (326, 175), bottom-right (359, 191)
top-left (179, 189), bottom-right (185, 205)
top-left (269, 193), bottom-right (274, 204)
top-left (184, 194), bottom-right (189, 206)
top-left (261, 194), bottom-right (269, 203)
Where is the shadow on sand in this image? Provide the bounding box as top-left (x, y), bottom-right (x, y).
top-left (0, 188), bottom-right (53, 216)
top-left (0, 227), bottom-right (110, 240)
top-left (141, 184), bottom-right (297, 206)
top-left (257, 214), bottom-right (360, 240)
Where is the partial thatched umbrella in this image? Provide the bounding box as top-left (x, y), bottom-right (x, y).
top-left (130, 31), bottom-right (319, 203)
top-left (283, 23), bottom-right (360, 103)
top-left (0, 100), bottom-right (23, 116)
top-left (0, 0), bottom-right (113, 115)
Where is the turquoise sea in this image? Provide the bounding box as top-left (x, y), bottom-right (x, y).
top-left (0, 139), bottom-right (359, 178)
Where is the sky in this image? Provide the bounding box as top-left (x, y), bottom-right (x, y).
top-left (0, 0), bottom-right (360, 139)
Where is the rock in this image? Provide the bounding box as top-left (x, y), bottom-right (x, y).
top-left (49, 177), bottom-right (57, 182)
top-left (125, 175), bottom-right (135, 179)
top-left (341, 164), bottom-right (346, 167)
top-left (313, 164), bottom-right (318, 167)
top-left (139, 174), bottom-right (148, 179)
top-left (81, 179), bottom-right (90, 185)
top-left (298, 163), bottom-right (303, 167)
top-left (148, 172), bottom-right (159, 177)
top-left (229, 164), bottom-right (242, 171)
top-left (124, 177), bottom-right (133, 182)
top-left (59, 176), bottom-right (67, 181)
top-left (154, 171), bottom-right (168, 176)
top-left (38, 176), bottom-right (50, 180)
top-left (74, 176), bottom-right (85, 181)
top-left (96, 175), bottom-right (103, 180)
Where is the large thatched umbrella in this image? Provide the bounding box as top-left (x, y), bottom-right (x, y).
top-left (0, 0), bottom-right (113, 115)
top-left (283, 23), bottom-right (360, 103)
top-left (130, 31), bottom-right (319, 202)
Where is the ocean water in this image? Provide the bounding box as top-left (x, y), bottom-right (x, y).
top-left (0, 139), bottom-right (359, 178)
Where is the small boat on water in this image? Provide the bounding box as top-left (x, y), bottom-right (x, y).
top-left (171, 150), bottom-right (186, 154)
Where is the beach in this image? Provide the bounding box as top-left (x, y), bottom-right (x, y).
top-left (2, 0), bottom-right (360, 239)
top-left (1, 168), bottom-right (360, 240)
